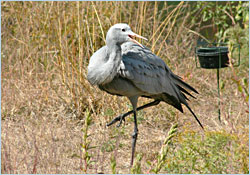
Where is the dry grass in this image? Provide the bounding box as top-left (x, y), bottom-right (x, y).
top-left (1, 1), bottom-right (249, 174)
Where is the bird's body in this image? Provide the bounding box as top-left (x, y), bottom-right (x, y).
top-left (87, 23), bottom-right (203, 166)
top-left (99, 42), bottom-right (194, 111)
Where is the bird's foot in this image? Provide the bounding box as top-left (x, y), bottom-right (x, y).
top-left (106, 113), bottom-right (126, 127)
top-left (116, 115), bottom-right (126, 127)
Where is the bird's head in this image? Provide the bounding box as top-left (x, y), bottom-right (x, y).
top-left (106, 23), bottom-right (147, 48)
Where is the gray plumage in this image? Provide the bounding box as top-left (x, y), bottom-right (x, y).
top-left (87, 23), bottom-right (203, 166)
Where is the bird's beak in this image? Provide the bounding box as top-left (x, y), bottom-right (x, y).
top-left (128, 31), bottom-right (147, 48)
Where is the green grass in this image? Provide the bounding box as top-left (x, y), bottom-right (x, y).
top-left (164, 130), bottom-right (249, 174)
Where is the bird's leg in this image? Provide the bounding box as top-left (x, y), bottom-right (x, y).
top-left (106, 100), bottom-right (160, 127)
top-left (131, 109), bottom-right (138, 166)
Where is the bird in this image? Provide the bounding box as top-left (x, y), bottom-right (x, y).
top-left (87, 23), bottom-right (203, 166)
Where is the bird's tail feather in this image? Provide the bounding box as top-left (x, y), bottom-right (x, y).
top-left (172, 74), bottom-right (198, 94)
top-left (185, 104), bottom-right (204, 129)
top-left (177, 85), bottom-right (196, 99)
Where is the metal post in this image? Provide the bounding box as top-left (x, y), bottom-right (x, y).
top-left (217, 45), bottom-right (221, 122)
top-left (217, 68), bottom-right (221, 122)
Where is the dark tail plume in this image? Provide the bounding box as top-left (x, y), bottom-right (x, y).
top-left (185, 104), bottom-right (204, 129)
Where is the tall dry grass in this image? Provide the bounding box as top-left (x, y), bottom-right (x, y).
top-left (1, 1), bottom-right (249, 174)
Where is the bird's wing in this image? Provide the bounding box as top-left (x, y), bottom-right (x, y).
top-left (120, 42), bottom-right (203, 129)
top-left (119, 43), bottom-right (177, 97)
top-left (119, 42), bottom-right (197, 104)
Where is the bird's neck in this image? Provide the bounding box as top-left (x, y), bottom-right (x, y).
top-left (99, 44), bottom-right (122, 84)
top-left (88, 43), bottom-right (122, 86)
top-left (107, 40), bottom-right (122, 53)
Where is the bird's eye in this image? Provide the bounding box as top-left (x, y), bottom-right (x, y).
top-left (122, 28), bottom-right (125, 32)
